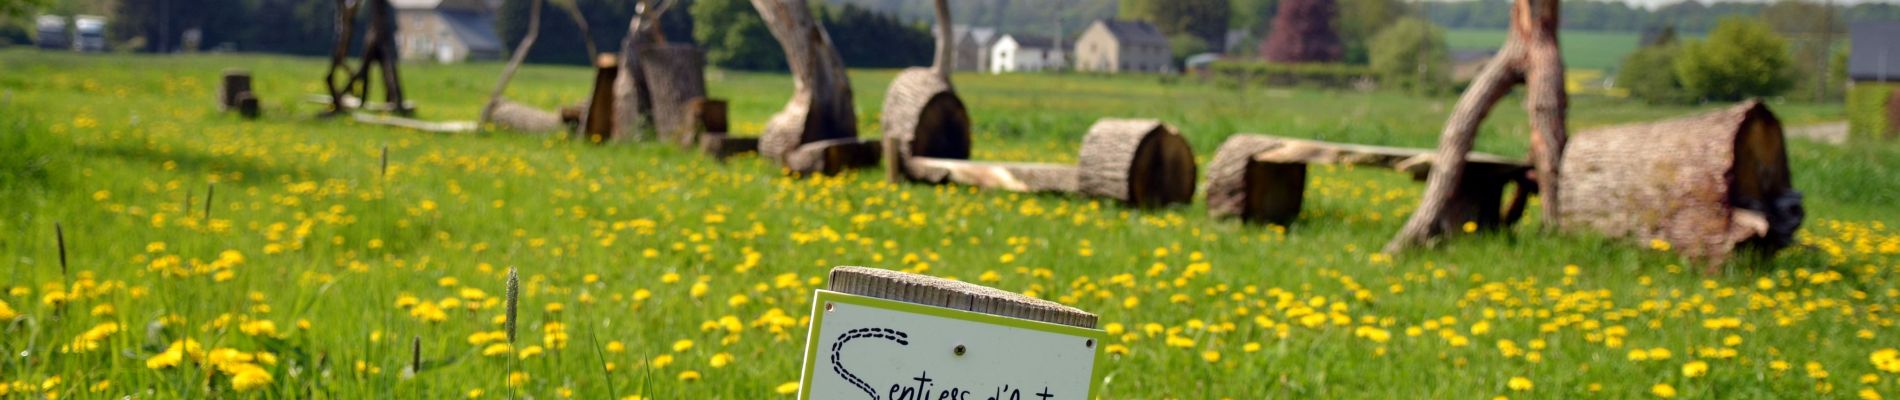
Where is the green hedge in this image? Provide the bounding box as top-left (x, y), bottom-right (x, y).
top-left (1209, 61), bottom-right (1376, 89)
top-left (1848, 83), bottom-right (1898, 141)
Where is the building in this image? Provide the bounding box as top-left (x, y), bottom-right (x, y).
top-left (1847, 21), bottom-right (1900, 139)
top-left (392, 0), bottom-right (504, 63)
top-left (35, 15), bottom-right (68, 50)
top-left (1073, 19), bottom-right (1171, 74)
top-left (942, 25), bottom-right (998, 72)
top-left (990, 34), bottom-right (1066, 74)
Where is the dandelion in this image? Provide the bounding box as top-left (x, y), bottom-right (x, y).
top-left (1651, 383), bottom-right (1677, 398)
top-left (710, 352), bottom-right (733, 368)
top-left (1507, 376), bottom-right (1532, 392)
top-left (1650, 239), bottom-right (1672, 251)
top-left (0, 300), bottom-right (17, 321)
top-left (678, 370), bottom-right (701, 382)
top-left (673, 339), bottom-right (695, 352)
top-left (1682, 360), bottom-right (1709, 378)
top-left (1201, 351), bottom-right (1221, 363)
top-left (776, 381), bottom-right (801, 394)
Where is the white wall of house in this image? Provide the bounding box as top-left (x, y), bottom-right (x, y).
top-left (990, 35), bottom-right (1065, 74)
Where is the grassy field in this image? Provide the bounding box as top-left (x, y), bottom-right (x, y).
top-left (1, 49), bottom-right (1898, 399)
top-left (1446, 29), bottom-right (1644, 71)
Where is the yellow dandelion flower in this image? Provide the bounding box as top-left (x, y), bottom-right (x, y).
top-left (678, 370), bottom-right (701, 382)
top-left (776, 381), bottom-right (801, 394)
top-left (1507, 376), bottom-right (1533, 392)
top-left (710, 352), bottom-right (733, 368)
top-left (1201, 351), bottom-right (1221, 363)
top-left (1682, 360), bottom-right (1709, 378)
top-left (1652, 383), bottom-right (1676, 398)
top-left (673, 339), bottom-right (694, 352)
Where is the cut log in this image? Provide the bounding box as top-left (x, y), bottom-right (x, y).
top-left (353, 112), bottom-right (479, 133)
top-left (906, 158), bottom-right (1079, 194)
top-left (689, 98), bottom-right (729, 136)
top-left (829, 266), bottom-right (1096, 329)
top-left (751, 0), bottom-right (858, 163)
top-left (881, 69), bottom-right (971, 183)
top-left (488, 99), bottom-right (564, 133)
top-left (699, 133), bottom-right (759, 160)
top-left (1558, 100), bottom-right (1802, 266)
top-left (220, 69), bottom-right (252, 111)
top-left (580, 53), bottom-right (620, 142)
top-left (786, 137), bottom-right (882, 176)
top-left (234, 92), bottom-right (260, 119)
top-left (1206, 134), bottom-right (1533, 229)
top-left (1076, 119), bottom-right (1198, 208)
top-left (641, 44), bottom-right (710, 146)
top-left (880, 0), bottom-right (970, 183)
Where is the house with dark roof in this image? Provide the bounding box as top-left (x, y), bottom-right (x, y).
top-left (990, 34), bottom-right (1067, 74)
top-left (1849, 21), bottom-right (1900, 83)
top-left (1073, 19), bottom-right (1171, 73)
top-left (393, 0), bottom-right (503, 63)
top-left (943, 25), bottom-right (999, 72)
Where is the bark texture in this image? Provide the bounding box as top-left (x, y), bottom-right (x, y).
top-left (751, 0), bottom-right (858, 163)
top-left (1077, 119), bottom-right (1198, 208)
top-left (1558, 100), bottom-right (1801, 266)
top-left (1387, 0), bottom-right (1566, 253)
top-left (640, 44), bottom-right (710, 146)
top-left (580, 54), bottom-right (620, 142)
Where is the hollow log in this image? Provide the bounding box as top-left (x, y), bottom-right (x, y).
top-left (641, 44), bottom-right (710, 146)
top-left (905, 158), bottom-right (1079, 194)
top-left (234, 92), bottom-right (260, 119)
top-left (1076, 119), bottom-right (1198, 208)
top-left (1387, 0), bottom-right (1566, 253)
top-left (786, 137), bottom-right (882, 176)
top-left (751, 0), bottom-right (858, 163)
top-left (580, 54), bottom-right (620, 142)
top-left (1559, 100), bottom-right (1801, 266)
top-left (880, 0), bottom-right (969, 183)
top-left (220, 69), bottom-right (252, 111)
top-left (1207, 134), bottom-right (1533, 229)
top-left (490, 99), bottom-right (564, 133)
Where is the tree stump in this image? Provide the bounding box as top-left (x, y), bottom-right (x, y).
top-left (751, 0), bottom-right (858, 163)
top-left (491, 99), bottom-right (564, 133)
top-left (234, 92), bottom-right (260, 119)
top-left (220, 69), bottom-right (252, 111)
top-left (880, 0), bottom-right (970, 183)
top-left (580, 54), bottom-right (620, 142)
top-left (1207, 134), bottom-right (1534, 230)
top-left (1077, 119), bottom-right (1198, 208)
top-left (689, 98), bottom-right (729, 137)
top-left (1558, 100), bottom-right (1802, 266)
top-left (786, 137), bottom-right (883, 176)
top-left (641, 44), bottom-right (710, 146)
top-left (828, 266), bottom-right (1096, 329)
top-left (612, 0), bottom-right (673, 141)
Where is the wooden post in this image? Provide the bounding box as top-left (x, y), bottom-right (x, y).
top-left (828, 266), bottom-right (1096, 329)
top-left (581, 53), bottom-right (620, 142)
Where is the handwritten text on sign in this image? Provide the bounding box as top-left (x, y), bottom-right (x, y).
top-left (797, 290), bottom-right (1105, 400)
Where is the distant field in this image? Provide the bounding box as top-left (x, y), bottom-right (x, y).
top-left (1446, 29), bottom-right (1644, 71)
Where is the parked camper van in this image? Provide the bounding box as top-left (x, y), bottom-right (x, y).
top-left (35, 15), bottom-right (68, 50)
top-left (73, 15), bottom-right (106, 52)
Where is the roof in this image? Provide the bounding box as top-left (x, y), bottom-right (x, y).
top-left (945, 25), bottom-right (998, 46)
top-left (1002, 34), bottom-right (1062, 50)
top-left (439, 10), bottom-right (503, 52)
top-left (1094, 19), bottom-right (1168, 46)
top-left (1849, 21), bottom-right (1900, 81)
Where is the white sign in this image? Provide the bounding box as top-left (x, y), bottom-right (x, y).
top-left (797, 290), bottom-right (1106, 400)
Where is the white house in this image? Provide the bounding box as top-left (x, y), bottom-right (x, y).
top-left (392, 0), bottom-right (504, 63)
top-left (990, 34), bottom-right (1066, 74)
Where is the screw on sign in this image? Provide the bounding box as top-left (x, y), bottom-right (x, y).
top-left (799, 267), bottom-right (1106, 400)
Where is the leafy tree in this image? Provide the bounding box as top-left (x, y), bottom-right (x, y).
top-left (1121, 0), bottom-right (1229, 51)
top-left (110, 0), bottom-right (250, 52)
top-left (1169, 33), bottom-right (1209, 63)
top-left (1336, 0), bottom-right (1404, 64)
top-left (691, 0), bottom-right (783, 70)
top-left (1368, 17), bottom-right (1448, 94)
top-left (1260, 0), bottom-right (1341, 63)
top-left (818, 3), bottom-right (930, 69)
top-left (1617, 45), bottom-right (1689, 104)
top-left (1675, 17), bottom-right (1795, 101)
top-left (0, 0), bottom-right (48, 19)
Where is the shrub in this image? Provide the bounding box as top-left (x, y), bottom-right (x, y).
top-left (1848, 83), bottom-right (1898, 141)
top-left (1368, 17), bottom-right (1450, 95)
top-left (1674, 17), bottom-right (1795, 101)
top-left (1617, 45), bottom-right (1691, 104)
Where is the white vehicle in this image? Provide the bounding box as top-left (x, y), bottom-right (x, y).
top-left (73, 15), bottom-right (106, 52)
top-left (35, 15), bottom-right (69, 50)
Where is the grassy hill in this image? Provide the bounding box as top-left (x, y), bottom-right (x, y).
top-left (0, 50), bottom-right (1896, 398)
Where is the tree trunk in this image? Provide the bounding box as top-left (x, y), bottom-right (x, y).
top-left (751, 0), bottom-right (858, 163)
top-left (580, 54), bottom-right (620, 142)
top-left (347, 0), bottom-right (410, 116)
top-left (1386, 0), bottom-right (1565, 253)
top-left (640, 44), bottom-right (710, 146)
top-left (613, 0), bottom-right (673, 141)
top-left (880, 0), bottom-right (969, 183)
top-left (1076, 119), bottom-right (1198, 208)
top-left (1559, 100), bottom-right (1802, 267)
top-left (482, 0), bottom-right (542, 125)
top-left (1889, 88), bottom-right (1900, 139)
top-left (904, 158), bottom-right (1080, 194)
top-left (220, 69), bottom-right (252, 111)
top-left (324, 0), bottom-right (362, 116)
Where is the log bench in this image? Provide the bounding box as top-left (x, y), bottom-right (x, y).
top-left (896, 118), bottom-right (1198, 208)
top-left (1206, 134), bottom-right (1535, 231)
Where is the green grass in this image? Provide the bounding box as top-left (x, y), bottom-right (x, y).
top-left (0, 49), bottom-right (1897, 398)
top-left (1446, 29), bottom-right (1646, 71)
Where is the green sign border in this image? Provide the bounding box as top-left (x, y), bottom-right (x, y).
top-left (797, 289), bottom-right (1109, 399)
